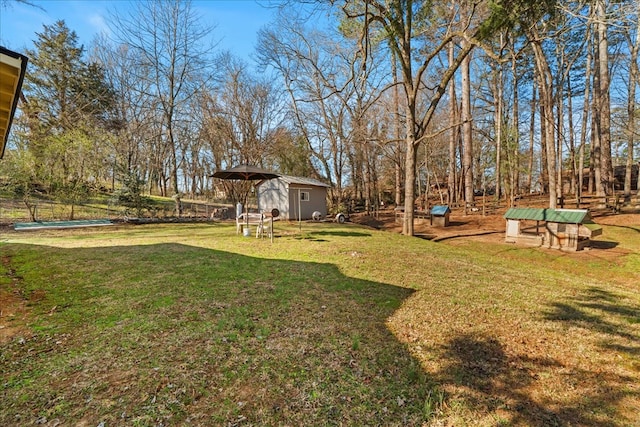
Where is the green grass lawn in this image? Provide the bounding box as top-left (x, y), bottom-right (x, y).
top-left (1, 220), bottom-right (639, 426)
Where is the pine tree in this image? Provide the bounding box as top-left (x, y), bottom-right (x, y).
top-left (18, 20), bottom-right (115, 217)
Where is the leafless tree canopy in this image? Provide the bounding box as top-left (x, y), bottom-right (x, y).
top-left (3, 0), bottom-right (639, 229)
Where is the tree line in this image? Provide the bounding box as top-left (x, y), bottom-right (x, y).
top-left (1, 0), bottom-right (638, 235)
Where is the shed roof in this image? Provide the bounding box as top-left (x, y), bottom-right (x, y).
top-left (504, 207), bottom-right (594, 224)
top-left (431, 205), bottom-right (451, 216)
top-left (277, 175), bottom-right (330, 188)
top-left (583, 222), bottom-right (603, 233)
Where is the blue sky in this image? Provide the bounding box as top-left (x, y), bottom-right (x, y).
top-left (0, 0), bottom-right (276, 61)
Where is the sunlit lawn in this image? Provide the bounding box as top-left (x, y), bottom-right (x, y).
top-left (1, 219), bottom-right (639, 426)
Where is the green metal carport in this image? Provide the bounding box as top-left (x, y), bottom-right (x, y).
top-left (504, 208), bottom-right (602, 251)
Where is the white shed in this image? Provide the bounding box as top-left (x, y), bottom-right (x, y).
top-left (257, 175), bottom-right (330, 220)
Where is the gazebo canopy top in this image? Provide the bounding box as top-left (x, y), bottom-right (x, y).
top-left (211, 164), bottom-right (279, 181)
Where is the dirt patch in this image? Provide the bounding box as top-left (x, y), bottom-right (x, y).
top-left (590, 212), bottom-right (640, 227)
top-left (351, 208), bottom-right (507, 243)
top-left (350, 206), bottom-right (640, 248)
top-left (0, 255), bottom-right (30, 344)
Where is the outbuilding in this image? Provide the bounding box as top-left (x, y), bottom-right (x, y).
top-left (504, 207), bottom-right (602, 251)
top-left (430, 205), bottom-right (451, 227)
top-left (257, 175), bottom-right (330, 220)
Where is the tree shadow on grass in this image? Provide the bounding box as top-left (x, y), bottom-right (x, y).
top-left (292, 230), bottom-right (372, 242)
top-left (438, 333), bottom-right (566, 426)
top-left (430, 290), bottom-right (640, 426)
top-left (436, 331), bottom-right (637, 426)
top-left (310, 230), bottom-right (372, 237)
top-left (1, 243), bottom-right (430, 426)
top-left (544, 287), bottom-right (640, 352)
top-left (294, 230), bottom-right (372, 239)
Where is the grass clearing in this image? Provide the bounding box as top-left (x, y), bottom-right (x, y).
top-left (1, 219), bottom-right (639, 426)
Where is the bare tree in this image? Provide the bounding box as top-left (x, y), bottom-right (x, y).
top-left (447, 42), bottom-right (459, 206)
top-left (341, 0), bottom-right (514, 235)
top-left (624, 2), bottom-right (639, 198)
top-left (199, 55), bottom-right (287, 168)
top-left (109, 0), bottom-right (216, 213)
top-left (0, 0), bottom-right (44, 11)
top-left (593, 0), bottom-right (614, 197)
top-left (256, 9), bottom-right (385, 212)
top-left (461, 41), bottom-right (475, 210)
top-left (92, 38), bottom-right (156, 191)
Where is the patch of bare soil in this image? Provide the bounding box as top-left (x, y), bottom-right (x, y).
top-left (351, 208), bottom-right (507, 243)
top-left (0, 255), bottom-right (30, 344)
top-left (351, 207), bottom-right (640, 256)
top-left (591, 212), bottom-right (640, 227)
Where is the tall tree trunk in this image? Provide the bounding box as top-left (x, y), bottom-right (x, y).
top-left (527, 83), bottom-right (536, 193)
top-left (364, 140), bottom-right (372, 214)
top-left (494, 62), bottom-right (503, 202)
top-left (556, 81), bottom-right (564, 203)
top-left (538, 80), bottom-right (549, 194)
top-left (448, 42), bottom-right (458, 205)
top-left (400, 11), bottom-right (417, 237)
top-left (582, 25), bottom-right (594, 196)
top-left (167, 125), bottom-right (181, 216)
top-left (462, 48), bottom-right (474, 210)
top-left (457, 119), bottom-right (465, 202)
top-left (596, 0), bottom-right (613, 195)
top-left (592, 24), bottom-right (604, 197)
top-left (403, 126), bottom-right (418, 236)
top-left (626, 7), bottom-right (639, 198)
top-left (567, 78), bottom-right (577, 196)
top-left (511, 48), bottom-right (520, 198)
top-left (392, 53), bottom-right (403, 207)
top-left (531, 38), bottom-right (557, 208)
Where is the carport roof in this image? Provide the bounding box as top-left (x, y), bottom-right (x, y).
top-left (0, 46), bottom-right (28, 159)
top-left (504, 207), bottom-right (594, 224)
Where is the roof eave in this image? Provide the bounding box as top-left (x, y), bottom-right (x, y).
top-left (0, 46), bottom-right (29, 159)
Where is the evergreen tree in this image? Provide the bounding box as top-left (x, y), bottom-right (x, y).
top-left (18, 20), bottom-right (115, 216)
